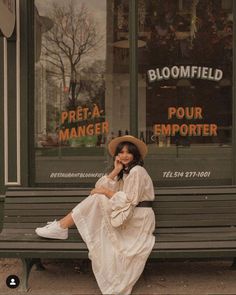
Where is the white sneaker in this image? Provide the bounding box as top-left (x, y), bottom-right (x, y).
top-left (35, 220), bottom-right (68, 240)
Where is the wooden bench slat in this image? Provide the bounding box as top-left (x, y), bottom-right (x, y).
top-left (4, 204), bottom-right (78, 210)
top-left (6, 190), bottom-right (90, 197)
top-left (155, 207), bottom-right (236, 214)
top-left (3, 227), bottom-right (236, 236)
top-left (2, 223), bottom-right (52, 229)
top-left (154, 241), bottom-right (236, 250)
top-left (156, 227), bottom-right (236, 233)
top-left (0, 249), bottom-right (236, 260)
top-left (155, 187), bottom-right (236, 194)
top-left (5, 206), bottom-right (236, 215)
top-left (5, 196), bottom-right (86, 204)
top-left (5, 194), bottom-right (236, 203)
top-left (3, 217), bottom-right (236, 227)
top-left (4, 210), bottom-right (75, 216)
top-left (4, 215), bottom-right (236, 227)
top-left (0, 234), bottom-right (83, 242)
top-left (156, 213), bottom-right (236, 220)
top-left (2, 232), bottom-right (236, 243)
top-left (7, 186), bottom-right (236, 195)
top-left (1, 240), bottom-right (236, 251)
top-left (4, 199), bottom-right (236, 209)
top-left (157, 219), bottom-right (236, 228)
top-left (5, 207), bottom-right (236, 216)
top-left (0, 251), bottom-right (89, 259)
top-left (156, 232), bottom-right (236, 241)
top-left (156, 195), bottom-right (236, 201)
top-left (149, 249), bottom-right (236, 259)
top-left (1, 228), bottom-right (79, 234)
top-left (0, 242), bottom-right (88, 249)
top-left (3, 222), bottom-right (236, 229)
top-left (157, 200), bottom-right (236, 208)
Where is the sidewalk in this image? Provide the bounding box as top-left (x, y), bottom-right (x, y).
top-left (1, 258), bottom-right (236, 295)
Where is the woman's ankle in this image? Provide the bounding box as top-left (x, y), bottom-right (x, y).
top-left (59, 213), bottom-right (74, 229)
top-left (59, 220), bottom-right (68, 229)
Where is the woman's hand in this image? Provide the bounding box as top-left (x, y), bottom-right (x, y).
top-left (107, 156), bottom-right (123, 180)
top-left (90, 186), bottom-right (114, 199)
top-left (114, 155), bottom-right (124, 172)
top-left (107, 156), bottom-right (124, 180)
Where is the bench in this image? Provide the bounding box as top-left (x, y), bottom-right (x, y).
top-left (1, 186), bottom-right (236, 291)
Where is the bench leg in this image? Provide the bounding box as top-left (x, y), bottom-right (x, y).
top-left (35, 258), bottom-right (46, 271)
top-left (20, 258), bottom-right (45, 291)
top-left (231, 258), bottom-right (236, 269)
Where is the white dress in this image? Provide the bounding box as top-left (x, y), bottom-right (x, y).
top-left (71, 165), bottom-right (156, 295)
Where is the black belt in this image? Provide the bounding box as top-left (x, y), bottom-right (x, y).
top-left (136, 201), bottom-right (153, 208)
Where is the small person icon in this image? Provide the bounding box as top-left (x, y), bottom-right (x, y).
top-left (10, 278), bottom-right (16, 286)
top-left (6, 275), bottom-right (20, 289)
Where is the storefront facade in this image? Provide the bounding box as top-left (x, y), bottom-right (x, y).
top-left (0, 0), bottom-right (236, 193)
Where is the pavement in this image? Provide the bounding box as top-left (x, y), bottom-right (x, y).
top-left (1, 258), bottom-right (236, 295)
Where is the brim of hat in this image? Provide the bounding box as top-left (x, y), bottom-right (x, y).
top-left (108, 136), bottom-right (148, 159)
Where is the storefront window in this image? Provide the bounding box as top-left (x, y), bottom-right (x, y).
top-left (138, 0), bottom-right (233, 186)
top-left (34, 0), bottom-right (130, 184)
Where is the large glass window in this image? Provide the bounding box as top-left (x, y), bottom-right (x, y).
top-left (33, 0), bottom-right (234, 187)
top-left (138, 0), bottom-right (233, 186)
top-left (34, 0), bottom-right (130, 184)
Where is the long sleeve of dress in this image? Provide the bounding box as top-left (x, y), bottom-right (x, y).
top-left (109, 166), bottom-right (146, 228)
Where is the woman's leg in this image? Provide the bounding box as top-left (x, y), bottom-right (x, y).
top-left (59, 212), bottom-right (75, 229)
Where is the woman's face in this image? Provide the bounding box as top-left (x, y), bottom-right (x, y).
top-left (118, 145), bottom-right (134, 167)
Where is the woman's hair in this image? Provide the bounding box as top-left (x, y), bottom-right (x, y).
top-left (110, 141), bottom-right (144, 180)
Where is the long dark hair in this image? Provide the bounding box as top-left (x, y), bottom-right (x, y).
top-left (111, 141), bottom-right (144, 180)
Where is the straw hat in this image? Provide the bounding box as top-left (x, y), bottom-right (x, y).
top-left (108, 135), bottom-right (148, 159)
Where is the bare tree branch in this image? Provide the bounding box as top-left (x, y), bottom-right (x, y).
top-left (41, 0), bottom-right (103, 107)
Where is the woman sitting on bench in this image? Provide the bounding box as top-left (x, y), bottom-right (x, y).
top-left (35, 135), bottom-right (155, 295)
